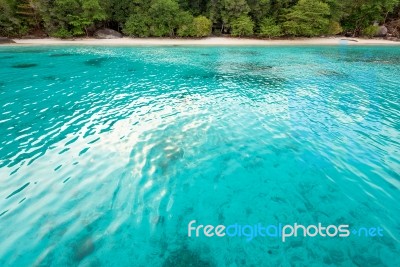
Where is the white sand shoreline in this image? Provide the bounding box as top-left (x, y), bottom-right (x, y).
top-left (4, 37), bottom-right (400, 46)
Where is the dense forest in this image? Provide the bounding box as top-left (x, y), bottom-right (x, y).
top-left (1, 0), bottom-right (400, 38)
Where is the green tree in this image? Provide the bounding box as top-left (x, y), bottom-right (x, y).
top-left (102, 0), bottom-right (134, 28)
top-left (176, 11), bottom-right (195, 36)
top-left (120, 0), bottom-right (151, 36)
top-left (327, 20), bottom-right (343, 35)
top-left (207, 0), bottom-right (223, 31)
top-left (1, 0), bottom-right (400, 38)
top-left (247, 0), bottom-right (270, 30)
top-left (341, 0), bottom-right (400, 36)
top-left (221, 0), bottom-right (250, 32)
top-left (15, 0), bottom-right (41, 33)
top-left (283, 0), bottom-right (331, 37)
top-left (43, 0), bottom-right (105, 37)
top-left (148, 0), bottom-right (181, 36)
top-left (192, 15), bottom-right (212, 36)
top-left (231, 15), bottom-right (254, 36)
top-left (81, 0), bottom-right (106, 35)
top-left (123, 13), bottom-right (151, 37)
top-left (178, 15), bottom-right (212, 37)
top-left (259, 17), bottom-right (282, 37)
top-left (362, 25), bottom-right (379, 37)
top-left (0, 0), bottom-right (19, 36)
top-left (269, 0), bottom-right (297, 20)
top-left (178, 0), bottom-right (208, 16)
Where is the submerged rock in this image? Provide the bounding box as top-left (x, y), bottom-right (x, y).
top-left (94, 28), bottom-right (123, 39)
top-left (163, 247), bottom-right (214, 267)
top-left (49, 53), bottom-right (74, 57)
top-left (0, 37), bottom-right (15, 44)
top-left (12, 63), bottom-right (38, 68)
top-left (151, 215), bottom-right (165, 225)
top-left (73, 237), bottom-right (95, 262)
top-left (84, 58), bottom-right (109, 67)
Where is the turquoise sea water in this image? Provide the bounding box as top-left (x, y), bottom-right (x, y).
top-left (0, 45), bottom-right (399, 266)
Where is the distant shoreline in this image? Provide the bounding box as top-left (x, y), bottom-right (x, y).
top-left (3, 37), bottom-right (400, 46)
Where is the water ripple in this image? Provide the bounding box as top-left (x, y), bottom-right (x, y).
top-left (0, 46), bottom-right (399, 266)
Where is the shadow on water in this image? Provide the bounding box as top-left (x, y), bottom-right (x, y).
top-left (181, 64), bottom-right (286, 90)
top-left (12, 63), bottom-right (38, 68)
top-left (320, 49), bottom-right (400, 65)
top-left (236, 62), bottom-right (274, 71)
top-left (0, 48), bottom-right (49, 54)
top-left (227, 49), bottom-right (260, 56)
top-left (342, 56), bottom-right (400, 64)
top-left (163, 246), bottom-right (215, 267)
top-left (0, 55), bottom-right (14, 59)
top-left (84, 58), bottom-right (110, 67)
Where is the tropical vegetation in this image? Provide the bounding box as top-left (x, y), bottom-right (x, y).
top-left (1, 0), bottom-right (399, 38)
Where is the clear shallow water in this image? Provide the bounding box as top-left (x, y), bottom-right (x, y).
top-left (0, 45), bottom-right (399, 266)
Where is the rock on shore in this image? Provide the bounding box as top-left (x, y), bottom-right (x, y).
top-left (93, 29), bottom-right (123, 39)
top-left (0, 37), bottom-right (15, 44)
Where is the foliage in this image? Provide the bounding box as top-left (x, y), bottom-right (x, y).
top-left (192, 15), bottom-right (212, 37)
top-left (1, 0), bottom-right (400, 38)
top-left (176, 11), bottom-right (195, 37)
top-left (38, 0), bottom-right (105, 37)
top-left (177, 15), bottom-right (212, 37)
top-left (247, 0), bottom-right (270, 25)
top-left (328, 21), bottom-right (343, 35)
top-left (340, 0), bottom-right (400, 35)
top-left (148, 0), bottom-right (182, 37)
top-left (221, 0), bottom-right (250, 32)
top-left (259, 17), bottom-right (282, 37)
top-left (52, 27), bottom-right (72, 38)
top-left (123, 13), bottom-right (151, 37)
top-left (231, 15), bottom-right (254, 36)
top-left (0, 0), bottom-right (18, 36)
top-left (362, 25), bottom-right (379, 37)
top-left (283, 0), bottom-right (331, 37)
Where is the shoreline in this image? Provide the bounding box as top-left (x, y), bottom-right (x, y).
top-left (3, 37), bottom-right (400, 46)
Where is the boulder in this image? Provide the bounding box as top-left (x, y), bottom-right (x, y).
top-left (344, 32), bottom-right (353, 37)
top-left (93, 28), bottom-right (123, 39)
top-left (375, 26), bottom-right (388, 37)
top-left (0, 37), bottom-right (15, 44)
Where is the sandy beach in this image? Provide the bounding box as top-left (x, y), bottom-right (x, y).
top-left (5, 37), bottom-right (400, 46)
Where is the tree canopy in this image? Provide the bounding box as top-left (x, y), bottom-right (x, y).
top-left (0, 0), bottom-right (399, 38)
